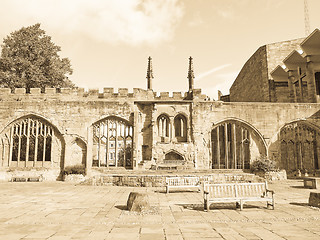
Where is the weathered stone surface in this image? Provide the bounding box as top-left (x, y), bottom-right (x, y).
top-left (264, 170), bottom-right (287, 181)
top-left (64, 174), bottom-right (86, 183)
top-left (309, 192), bottom-right (320, 207)
top-left (127, 192), bottom-right (150, 212)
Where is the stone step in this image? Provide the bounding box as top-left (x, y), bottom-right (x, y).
top-left (84, 170), bottom-right (261, 187)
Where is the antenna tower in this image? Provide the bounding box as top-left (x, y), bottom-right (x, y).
top-left (304, 0), bottom-right (310, 36)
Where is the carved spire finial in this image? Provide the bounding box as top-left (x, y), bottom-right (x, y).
top-left (188, 56), bottom-right (194, 91)
top-left (146, 56), bottom-right (153, 90)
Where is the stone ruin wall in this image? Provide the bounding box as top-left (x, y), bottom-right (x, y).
top-left (0, 87), bottom-right (320, 175)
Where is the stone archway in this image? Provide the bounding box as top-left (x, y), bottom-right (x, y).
top-left (0, 115), bottom-right (64, 168)
top-left (279, 121), bottom-right (320, 173)
top-left (92, 116), bottom-right (133, 168)
top-left (211, 119), bottom-right (266, 169)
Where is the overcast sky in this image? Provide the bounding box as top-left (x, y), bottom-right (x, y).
top-left (0, 0), bottom-right (319, 99)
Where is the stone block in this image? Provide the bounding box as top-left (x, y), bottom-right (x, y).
top-left (304, 177), bottom-right (320, 189)
top-left (76, 88), bottom-right (85, 95)
top-left (193, 89), bottom-right (202, 95)
top-left (103, 88), bottom-right (114, 93)
top-left (309, 192), bottom-right (320, 207)
top-left (15, 88), bottom-right (26, 94)
top-left (88, 89), bottom-right (99, 95)
top-left (160, 92), bottom-right (169, 98)
top-left (118, 88), bottom-right (128, 96)
top-left (173, 92), bottom-right (182, 99)
top-left (30, 88), bottom-right (41, 94)
top-left (0, 88), bottom-right (11, 94)
top-left (127, 192), bottom-right (151, 212)
top-left (45, 88), bottom-right (56, 94)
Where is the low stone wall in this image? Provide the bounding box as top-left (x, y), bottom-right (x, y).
top-left (0, 169), bottom-right (61, 181)
top-left (264, 170), bottom-right (287, 181)
top-left (82, 172), bottom-right (261, 187)
top-left (63, 174), bottom-right (86, 183)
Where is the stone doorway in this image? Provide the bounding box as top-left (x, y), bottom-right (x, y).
top-left (92, 116), bottom-right (133, 169)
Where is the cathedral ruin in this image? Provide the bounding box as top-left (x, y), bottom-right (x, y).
top-left (1, 29), bottom-right (320, 180)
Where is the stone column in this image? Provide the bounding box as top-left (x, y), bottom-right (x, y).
top-left (170, 116), bottom-right (174, 141)
top-left (132, 106), bottom-right (139, 169)
top-left (288, 71), bottom-right (296, 103)
top-left (86, 127), bottom-right (93, 175)
top-left (224, 123), bottom-right (228, 169)
top-left (216, 126), bottom-right (220, 169)
top-left (232, 123), bottom-right (237, 169)
top-left (306, 58), bottom-right (317, 103)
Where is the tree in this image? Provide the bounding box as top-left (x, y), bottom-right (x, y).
top-left (0, 23), bottom-right (74, 92)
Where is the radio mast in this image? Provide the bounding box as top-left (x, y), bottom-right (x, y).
top-left (304, 0), bottom-right (310, 35)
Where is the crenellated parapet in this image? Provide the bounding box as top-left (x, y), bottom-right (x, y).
top-left (0, 87), bottom-right (210, 102)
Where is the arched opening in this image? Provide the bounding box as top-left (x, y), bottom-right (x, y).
top-left (164, 150), bottom-right (185, 165)
top-left (157, 114), bottom-right (170, 142)
top-left (0, 116), bottom-right (63, 168)
top-left (174, 114), bottom-right (187, 142)
top-left (211, 120), bottom-right (266, 169)
top-left (70, 138), bottom-right (87, 167)
top-left (165, 151), bottom-right (184, 161)
top-left (280, 121), bottom-right (320, 173)
top-left (92, 116), bottom-right (133, 168)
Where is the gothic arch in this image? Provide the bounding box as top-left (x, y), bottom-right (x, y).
top-left (279, 120), bottom-right (320, 173)
top-left (70, 137), bottom-right (87, 167)
top-left (157, 114), bottom-right (170, 141)
top-left (0, 113), bottom-right (63, 136)
top-left (0, 114), bottom-right (65, 168)
top-left (210, 118), bottom-right (267, 169)
top-left (174, 114), bottom-right (187, 142)
top-left (92, 116), bottom-right (133, 168)
top-left (164, 150), bottom-right (184, 161)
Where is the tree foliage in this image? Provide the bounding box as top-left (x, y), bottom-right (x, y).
top-left (0, 23), bottom-right (74, 91)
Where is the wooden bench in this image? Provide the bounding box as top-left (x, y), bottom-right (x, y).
top-left (165, 176), bottom-right (200, 193)
top-left (304, 177), bottom-right (320, 189)
top-left (203, 182), bottom-right (274, 211)
top-left (11, 176), bottom-right (43, 182)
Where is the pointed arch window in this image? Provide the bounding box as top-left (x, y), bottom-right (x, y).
top-left (280, 121), bottom-right (320, 172)
top-left (211, 121), bottom-right (256, 170)
top-left (157, 114), bottom-right (170, 141)
top-left (93, 117), bottom-right (133, 168)
top-left (0, 116), bottom-right (61, 168)
top-left (174, 114), bottom-right (187, 142)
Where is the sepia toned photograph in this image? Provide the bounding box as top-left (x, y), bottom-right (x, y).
top-left (1, 0), bottom-right (320, 239)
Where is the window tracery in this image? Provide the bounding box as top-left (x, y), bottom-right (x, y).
top-left (93, 117), bottom-right (132, 168)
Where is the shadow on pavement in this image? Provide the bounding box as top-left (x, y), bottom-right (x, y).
top-left (290, 202), bottom-right (309, 207)
top-left (115, 205), bottom-right (128, 210)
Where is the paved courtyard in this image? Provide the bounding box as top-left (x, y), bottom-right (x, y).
top-left (0, 179), bottom-right (320, 240)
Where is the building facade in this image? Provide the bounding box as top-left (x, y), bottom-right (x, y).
top-left (1, 32), bottom-right (320, 180)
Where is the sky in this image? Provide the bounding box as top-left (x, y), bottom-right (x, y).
top-left (0, 0), bottom-right (320, 99)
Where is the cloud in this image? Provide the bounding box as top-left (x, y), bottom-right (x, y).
top-left (216, 9), bottom-right (234, 19)
top-left (195, 64), bottom-right (231, 81)
top-left (188, 12), bottom-right (204, 27)
top-left (199, 71), bottom-right (238, 100)
top-left (2, 0), bottom-right (184, 46)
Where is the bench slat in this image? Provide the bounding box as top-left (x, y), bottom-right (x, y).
top-left (204, 181), bottom-right (274, 211)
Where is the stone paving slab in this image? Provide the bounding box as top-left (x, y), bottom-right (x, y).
top-left (0, 180), bottom-right (320, 239)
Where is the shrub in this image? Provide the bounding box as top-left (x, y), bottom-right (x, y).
top-left (250, 156), bottom-right (278, 173)
top-left (63, 165), bottom-right (85, 175)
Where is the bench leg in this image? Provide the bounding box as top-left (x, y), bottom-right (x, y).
top-left (267, 199), bottom-right (275, 210)
top-left (204, 199), bottom-right (209, 211)
top-left (166, 186), bottom-right (169, 194)
top-left (240, 200), bottom-right (243, 211)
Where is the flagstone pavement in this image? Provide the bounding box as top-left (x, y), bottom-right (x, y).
top-left (0, 179), bottom-right (320, 239)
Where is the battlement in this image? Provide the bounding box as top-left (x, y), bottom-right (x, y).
top-left (0, 87), bottom-right (209, 102)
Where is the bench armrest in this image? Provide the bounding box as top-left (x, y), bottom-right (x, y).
top-left (266, 189), bottom-right (275, 194)
top-left (266, 189), bottom-right (275, 197)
